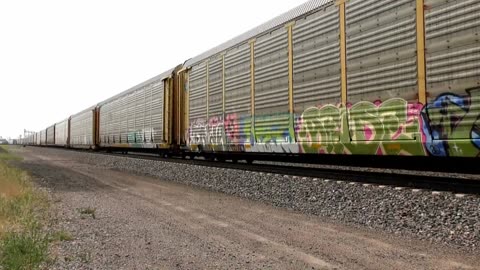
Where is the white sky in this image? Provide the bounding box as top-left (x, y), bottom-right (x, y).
top-left (0, 0), bottom-right (307, 139)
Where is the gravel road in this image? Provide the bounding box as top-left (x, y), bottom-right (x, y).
top-left (12, 147), bottom-right (480, 269)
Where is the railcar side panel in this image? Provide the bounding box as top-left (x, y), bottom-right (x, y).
top-left (224, 43), bottom-right (253, 147)
top-left (46, 125), bottom-right (55, 145)
top-left (207, 55), bottom-right (224, 147)
top-left (421, 0), bottom-right (480, 157)
top-left (293, 5), bottom-right (341, 146)
top-left (40, 130), bottom-right (47, 145)
top-left (70, 108), bottom-right (95, 148)
top-left (188, 62), bottom-right (208, 147)
top-left (99, 76), bottom-right (167, 148)
top-left (253, 27), bottom-right (291, 146)
top-left (55, 119), bottom-right (69, 146)
top-left (345, 0), bottom-right (421, 152)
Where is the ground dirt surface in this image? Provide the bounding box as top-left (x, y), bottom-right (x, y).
top-left (12, 147), bottom-right (480, 270)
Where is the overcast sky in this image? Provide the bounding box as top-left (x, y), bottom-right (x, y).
top-left (0, 0), bottom-right (307, 139)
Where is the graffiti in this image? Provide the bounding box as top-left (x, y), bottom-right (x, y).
top-left (297, 98), bottom-right (426, 156)
top-left (189, 118), bottom-right (207, 145)
top-left (296, 104), bottom-right (344, 154)
top-left (224, 113), bottom-right (238, 141)
top-left (347, 99), bottom-right (425, 156)
top-left (421, 89), bottom-right (480, 157)
top-left (254, 113), bottom-right (293, 144)
top-left (224, 113), bottom-right (251, 144)
top-left (208, 116), bottom-right (225, 145)
top-left (186, 91), bottom-right (479, 157)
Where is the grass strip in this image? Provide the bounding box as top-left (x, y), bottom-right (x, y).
top-left (0, 146), bottom-right (50, 270)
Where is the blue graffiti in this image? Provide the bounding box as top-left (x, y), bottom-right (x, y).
top-left (421, 91), bottom-right (480, 157)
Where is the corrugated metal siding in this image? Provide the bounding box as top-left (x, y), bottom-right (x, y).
top-left (293, 7), bottom-right (340, 107)
top-left (207, 55), bottom-right (224, 145)
top-left (189, 62), bottom-right (208, 144)
top-left (97, 68), bottom-right (172, 146)
top-left (185, 0), bottom-right (333, 68)
top-left (254, 28), bottom-right (290, 143)
top-left (70, 109), bottom-right (94, 146)
top-left (55, 120), bottom-right (68, 146)
top-left (225, 44), bottom-right (251, 114)
top-left (189, 62), bottom-right (208, 120)
top-left (346, 0), bottom-right (418, 103)
top-left (126, 92), bottom-right (135, 143)
top-left (346, 0), bottom-right (418, 142)
top-left (151, 80), bottom-right (164, 143)
top-left (208, 55), bottom-right (223, 117)
top-left (424, 0), bottom-right (480, 141)
top-left (98, 69), bottom-right (174, 106)
top-left (254, 29), bottom-right (289, 112)
top-left (425, 0), bottom-right (480, 94)
top-left (99, 78), bottom-right (163, 145)
top-left (41, 130), bottom-right (47, 145)
top-left (224, 44), bottom-right (252, 144)
top-left (46, 125), bottom-right (55, 145)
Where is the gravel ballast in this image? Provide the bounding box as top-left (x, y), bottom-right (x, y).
top-left (40, 148), bottom-right (480, 251)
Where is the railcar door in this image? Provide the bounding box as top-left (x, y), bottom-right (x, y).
top-left (345, 0), bottom-right (423, 156)
top-left (421, 0), bottom-right (480, 157)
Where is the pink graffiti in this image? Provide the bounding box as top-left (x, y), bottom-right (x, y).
top-left (364, 125), bottom-right (374, 141)
top-left (391, 126), bottom-right (405, 141)
top-left (373, 100), bottom-right (382, 106)
top-left (225, 113), bottom-right (239, 141)
top-left (209, 116), bottom-right (221, 126)
top-left (407, 102), bottom-right (423, 124)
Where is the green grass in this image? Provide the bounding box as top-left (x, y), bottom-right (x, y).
top-left (0, 146), bottom-right (51, 270)
top-left (78, 207), bottom-right (96, 219)
top-left (51, 230), bottom-right (73, 242)
top-left (0, 146), bottom-right (22, 162)
top-left (0, 231), bottom-right (48, 270)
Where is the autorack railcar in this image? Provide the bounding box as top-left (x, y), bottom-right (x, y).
top-left (69, 106), bottom-right (97, 149)
top-left (97, 68), bottom-right (179, 151)
top-left (46, 125), bottom-right (55, 145)
top-left (55, 118), bottom-right (70, 147)
top-left (39, 129), bottom-right (47, 146)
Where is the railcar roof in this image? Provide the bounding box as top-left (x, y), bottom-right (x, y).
top-left (55, 118), bottom-right (69, 125)
top-left (184, 0), bottom-right (333, 68)
top-left (97, 67), bottom-right (175, 107)
top-left (70, 105), bottom-right (97, 118)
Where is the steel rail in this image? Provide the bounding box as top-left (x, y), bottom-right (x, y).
top-left (99, 151), bottom-right (480, 195)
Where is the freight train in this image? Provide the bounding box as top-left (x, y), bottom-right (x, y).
top-left (20, 0), bottom-right (480, 162)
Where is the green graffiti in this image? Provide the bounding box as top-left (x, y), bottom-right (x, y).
top-left (298, 98), bottom-right (426, 156)
top-left (422, 89), bottom-right (480, 157)
top-left (254, 113), bottom-right (294, 144)
top-left (297, 105), bottom-right (344, 154)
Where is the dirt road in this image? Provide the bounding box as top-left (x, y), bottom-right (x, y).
top-left (14, 148), bottom-right (480, 270)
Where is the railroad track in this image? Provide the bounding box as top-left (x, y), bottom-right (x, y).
top-left (97, 151), bottom-right (480, 195)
